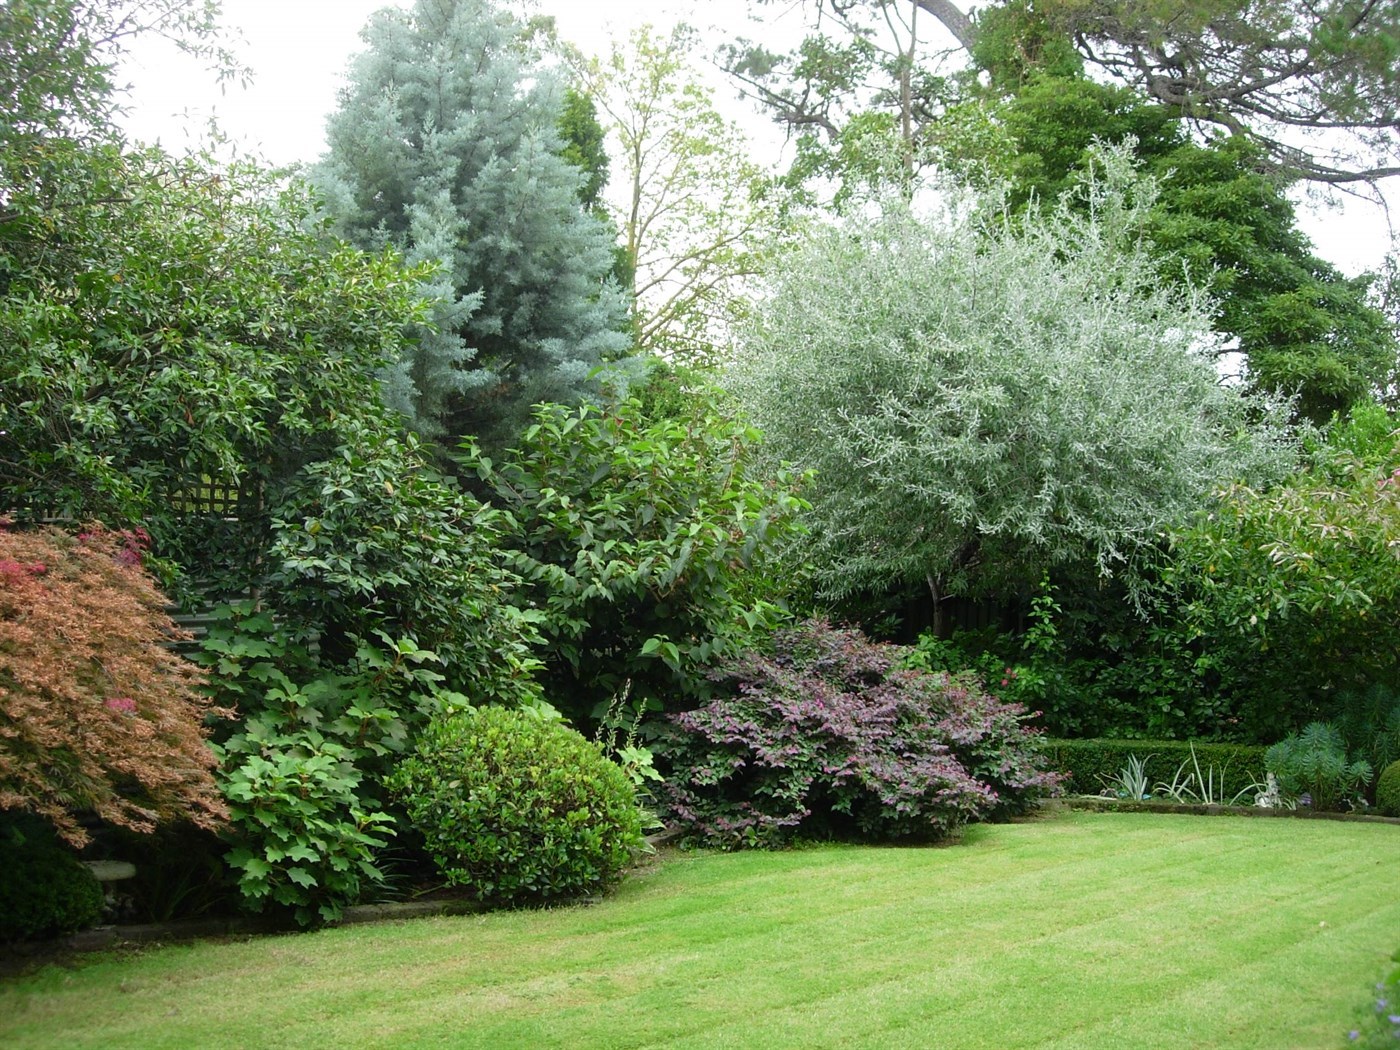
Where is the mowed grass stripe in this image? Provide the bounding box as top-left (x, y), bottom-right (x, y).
top-left (2, 811), bottom-right (1397, 1049)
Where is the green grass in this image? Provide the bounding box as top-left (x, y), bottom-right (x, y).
top-left (3, 811), bottom-right (1397, 1049)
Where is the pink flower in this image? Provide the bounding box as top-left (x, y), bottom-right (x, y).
top-left (104, 697), bottom-right (138, 715)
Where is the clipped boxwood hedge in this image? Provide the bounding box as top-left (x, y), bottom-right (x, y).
top-left (1044, 739), bottom-right (1269, 800)
top-left (1377, 760), bottom-right (1400, 817)
top-left (389, 706), bottom-right (643, 906)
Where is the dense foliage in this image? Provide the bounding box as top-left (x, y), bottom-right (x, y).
top-left (201, 428), bottom-right (545, 924)
top-left (390, 706), bottom-right (643, 905)
top-left (1168, 408), bottom-right (1400, 739)
top-left (216, 714), bottom-right (395, 927)
top-left (261, 425), bottom-right (543, 709)
top-left (1376, 761), bottom-right (1400, 818)
top-left (936, 75), bottom-right (1397, 423)
top-left (1265, 723), bottom-right (1372, 812)
top-left (0, 524), bottom-right (226, 845)
top-left (314, 0), bottom-right (639, 445)
top-left (1335, 683), bottom-right (1400, 779)
top-left (466, 397), bottom-right (806, 723)
top-left (904, 579), bottom-right (1249, 742)
top-left (729, 147), bottom-right (1295, 615)
top-left (0, 815), bottom-right (103, 941)
top-left (658, 621), bottom-right (1061, 849)
top-left (0, 142), bottom-right (430, 591)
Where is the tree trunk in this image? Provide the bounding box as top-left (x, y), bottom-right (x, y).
top-left (926, 573), bottom-right (945, 639)
top-left (913, 0), bottom-right (976, 52)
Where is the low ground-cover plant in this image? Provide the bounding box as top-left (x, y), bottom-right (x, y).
top-left (1100, 754), bottom-right (1154, 801)
top-left (1087, 747), bottom-right (1266, 806)
top-left (658, 621), bottom-right (1061, 849)
top-left (0, 523), bottom-right (227, 845)
top-left (1154, 743), bottom-right (1266, 806)
top-left (389, 706), bottom-right (644, 905)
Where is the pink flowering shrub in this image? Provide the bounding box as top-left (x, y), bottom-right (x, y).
top-left (0, 523), bottom-right (227, 845)
top-left (657, 621), bottom-right (1062, 848)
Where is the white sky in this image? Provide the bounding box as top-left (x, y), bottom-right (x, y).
top-left (116, 0), bottom-right (771, 164)
top-left (115, 0), bottom-right (1395, 277)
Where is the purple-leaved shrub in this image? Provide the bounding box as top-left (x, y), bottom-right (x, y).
top-left (657, 621), bottom-right (1062, 848)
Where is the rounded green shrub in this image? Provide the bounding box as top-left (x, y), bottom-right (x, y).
top-left (1377, 760), bottom-right (1400, 817)
top-left (0, 820), bottom-right (104, 941)
top-left (389, 707), bottom-right (643, 905)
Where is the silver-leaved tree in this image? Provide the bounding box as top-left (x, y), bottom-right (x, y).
top-left (728, 144), bottom-right (1299, 626)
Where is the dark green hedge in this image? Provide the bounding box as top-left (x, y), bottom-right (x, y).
top-left (1044, 739), bottom-right (1269, 799)
top-left (0, 818), bottom-right (104, 942)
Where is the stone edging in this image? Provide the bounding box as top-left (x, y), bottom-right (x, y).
top-left (1056, 797), bottom-right (1400, 825)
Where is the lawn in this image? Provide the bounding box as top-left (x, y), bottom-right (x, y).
top-left (3, 810), bottom-right (1397, 1049)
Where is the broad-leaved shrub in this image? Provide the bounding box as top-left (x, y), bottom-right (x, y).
top-left (199, 427), bottom-right (546, 924)
top-left (658, 621), bottom-right (1061, 848)
top-left (464, 397), bottom-right (806, 723)
top-left (215, 718), bottom-right (395, 927)
top-left (1168, 409), bottom-right (1400, 740)
top-left (390, 706), bottom-right (643, 905)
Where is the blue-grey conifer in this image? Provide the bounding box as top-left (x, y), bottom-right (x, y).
top-left (314, 0), bottom-right (639, 444)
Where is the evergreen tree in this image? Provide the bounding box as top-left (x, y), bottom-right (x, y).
top-left (314, 0), bottom-right (639, 446)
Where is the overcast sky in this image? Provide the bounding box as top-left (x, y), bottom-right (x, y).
top-left (115, 0), bottom-right (1394, 277)
top-left (116, 0), bottom-right (773, 164)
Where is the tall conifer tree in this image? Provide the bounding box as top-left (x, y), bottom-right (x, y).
top-left (315, 0), bottom-right (638, 445)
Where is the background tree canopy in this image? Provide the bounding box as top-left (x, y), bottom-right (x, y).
top-left (736, 0), bottom-right (1400, 188)
top-left (727, 1), bottom-right (1398, 420)
top-left (934, 75), bottom-right (1398, 423)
